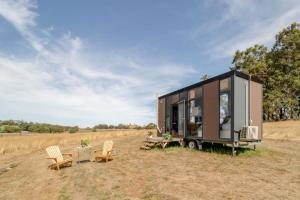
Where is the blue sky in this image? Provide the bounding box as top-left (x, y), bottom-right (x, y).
top-left (0, 0), bottom-right (299, 127)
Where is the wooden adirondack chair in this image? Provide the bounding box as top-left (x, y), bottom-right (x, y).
top-left (94, 140), bottom-right (113, 162)
top-left (46, 146), bottom-right (73, 170)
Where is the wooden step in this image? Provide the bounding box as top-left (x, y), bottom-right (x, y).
top-left (144, 143), bottom-right (156, 147)
top-left (140, 146), bottom-right (151, 150)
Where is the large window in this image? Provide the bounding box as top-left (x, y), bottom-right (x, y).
top-left (220, 78), bottom-right (231, 139)
top-left (188, 87), bottom-right (203, 137)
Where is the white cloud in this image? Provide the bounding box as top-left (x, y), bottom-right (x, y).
top-left (194, 0), bottom-right (300, 58)
top-left (216, 2), bottom-right (300, 56)
top-left (0, 0), bottom-right (195, 126)
top-left (0, 0), bottom-right (37, 31)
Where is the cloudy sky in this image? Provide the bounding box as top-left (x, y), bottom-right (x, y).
top-left (0, 0), bottom-right (299, 127)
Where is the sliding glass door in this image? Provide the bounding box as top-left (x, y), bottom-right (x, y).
top-left (187, 87), bottom-right (203, 137)
top-left (178, 101), bottom-right (185, 137)
top-left (220, 78), bottom-right (231, 139)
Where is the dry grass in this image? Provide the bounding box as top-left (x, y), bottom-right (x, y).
top-left (0, 122), bottom-right (299, 200)
top-left (263, 120), bottom-right (300, 141)
top-left (0, 130), bottom-right (146, 161)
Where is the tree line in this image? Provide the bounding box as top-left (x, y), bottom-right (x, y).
top-left (0, 120), bottom-right (156, 133)
top-left (92, 123), bottom-right (156, 130)
top-left (0, 120), bottom-right (79, 133)
top-left (231, 23), bottom-right (300, 120)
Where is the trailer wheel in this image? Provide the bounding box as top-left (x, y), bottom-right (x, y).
top-left (188, 140), bottom-right (197, 149)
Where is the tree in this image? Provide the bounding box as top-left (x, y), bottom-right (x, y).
top-left (200, 74), bottom-right (210, 81)
top-left (232, 44), bottom-right (275, 119)
top-left (271, 23), bottom-right (300, 119)
top-left (231, 23), bottom-right (300, 120)
top-left (144, 123), bottom-right (156, 129)
top-left (232, 44), bottom-right (269, 81)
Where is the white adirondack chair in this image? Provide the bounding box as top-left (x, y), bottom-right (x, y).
top-left (94, 140), bottom-right (114, 162)
top-left (46, 146), bottom-right (72, 170)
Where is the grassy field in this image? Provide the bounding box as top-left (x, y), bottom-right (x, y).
top-left (0, 130), bottom-right (143, 159)
top-left (0, 121), bottom-right (299, 200)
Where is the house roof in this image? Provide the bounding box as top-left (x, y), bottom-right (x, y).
top-left (158, 70), bottom-right (263, 99)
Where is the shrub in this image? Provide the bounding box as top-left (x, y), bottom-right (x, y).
top-left (69, 126), bottom-right (79, 133)
top-left (49, 125), bottom-right (65, 133)
top-left (28, 125), bottom-right (50, 133)
top-left (0, 126), bottom-right (4, 133)
top-left (144, 123), bottom-right (156, 129)
top-left (81, 139), bottom-right (89, 147)
top-left (0, 125), bottom-right (21, 133)
top-left (162, 132), bottom-right (172, 141)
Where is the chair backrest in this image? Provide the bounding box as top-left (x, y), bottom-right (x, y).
top-left (46, 146), bottom-right (64, 163)
top-left (102, 140), bottom-right (113, 156)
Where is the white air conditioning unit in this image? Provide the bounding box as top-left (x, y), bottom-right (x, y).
top-left (240, 126), bottom-right (258, 140)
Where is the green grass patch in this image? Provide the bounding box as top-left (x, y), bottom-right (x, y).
top-left (239, 147), bottom-right (275, 157)
top-left (149, 142), bottom-right (275, 157)
top-left (88, 186), bottom-right (111, 200)
top-left (58, 188), bottom-right (71, 200)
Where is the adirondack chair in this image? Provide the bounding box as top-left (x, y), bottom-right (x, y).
top-left (46, 146), bottom-right (73, 170)
top-left (94, 140), bottom-right (113, 162)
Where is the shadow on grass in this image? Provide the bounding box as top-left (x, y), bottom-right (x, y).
top-left (151, 142), bottom-right (264, 156)
top-left (201, 143), bottom-right (258, 156)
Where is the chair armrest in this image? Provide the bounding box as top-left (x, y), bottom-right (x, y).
top-left (62, 153), bottom-right (72, 157)
top-left (46, 157), bottom-right (57, 162)
top-left (107, 150), bottom-right (113, 156)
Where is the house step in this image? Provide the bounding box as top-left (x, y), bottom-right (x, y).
top-left (144, 143), bottom-right (156, 147)
top-left (140, 146), bottom-right (151, 150)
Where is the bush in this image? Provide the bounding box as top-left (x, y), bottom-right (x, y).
top-left (28, 125), bottom-right (50, 133)
top-left (49, 125), bottom-right (65, 133)
top-left (69, 129), bottom-right (76, 133)
top-left (81, 139), bottom-right (89, 147)
top-left (0, 125), bottom-right (21, 133)
top-left (93, 124), bottom-right (109, 129)
top-left (162, 132), bottom-right (172, 141)
top-left (69, 126), bottom-right (79, 133)
top-left (144, 123), bottom-right (156, 129)
top-left (0, 126), bottom-right (4, 133)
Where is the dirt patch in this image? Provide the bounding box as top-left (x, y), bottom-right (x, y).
top-left (0, 162), bottom-right (19, 175)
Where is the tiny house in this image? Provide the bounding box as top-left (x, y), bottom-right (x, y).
top-left (157, 70), bottom-right (263, 155)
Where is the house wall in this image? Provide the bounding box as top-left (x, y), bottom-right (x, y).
top-left (250, 81), bottom-right (263, 139)
top-left (203, 80), bottom-right (219, 141)
top-left (158, 98), bottom-right (165, 136)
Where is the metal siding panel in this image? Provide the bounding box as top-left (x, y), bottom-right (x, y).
top-left (158, 98), bottom-right (165, 136)
top-left (179, 91), bottom-right (187, 101)
top-left (250, 81), bottom-right (263, 139)
top-left (234, 76), bottom-right (248, 131)
top-left (203, 81), bottom-right (219, 140)
top-left (171, 94), bottom-right (179, 104)
top-left (165, 96), bottom-right (171, 132)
